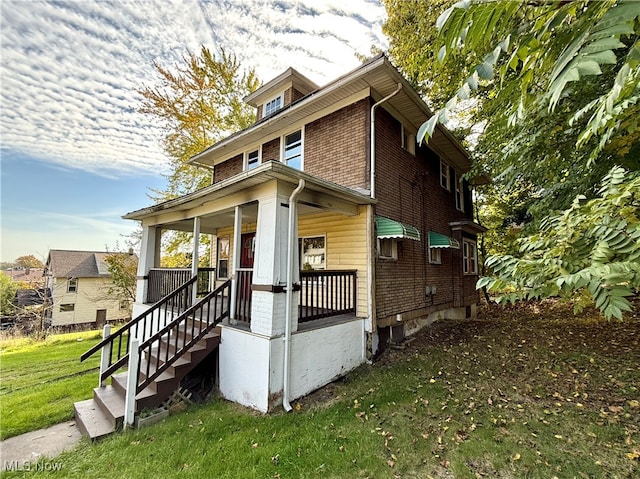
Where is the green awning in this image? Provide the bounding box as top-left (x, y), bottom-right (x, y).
top-left (428, 231), bottom-right (460, 249)
top-left (376, 216), bottom-right (421, 241)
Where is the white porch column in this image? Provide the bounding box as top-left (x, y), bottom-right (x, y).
top-left (250, 191), bottom-right (299, 337)
top-left (230, 206), bottom-right (243, 321)
top-left (192, 217), bottom-right (201, 304)
top-left (134, 225), bottom-right (160, 312)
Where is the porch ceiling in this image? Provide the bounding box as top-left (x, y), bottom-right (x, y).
top-left (190, 55), bottom-right (471, 173)
top-left (123, 161), bottom-right (375, 231)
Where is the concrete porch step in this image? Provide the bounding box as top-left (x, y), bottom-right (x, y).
top-left (74, 399), bottom-right (116, 440)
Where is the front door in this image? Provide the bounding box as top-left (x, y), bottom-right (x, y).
top-left (236, 233), bottom-right (255, 323)
top-left (96, 309), bottom-right (107, 328)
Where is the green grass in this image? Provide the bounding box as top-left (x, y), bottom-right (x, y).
top-left (0, 330), bottom-right (102, 439)
top-left (2, 304), bottom-right (639, 478)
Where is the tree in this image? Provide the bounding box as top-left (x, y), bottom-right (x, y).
top-left (104, 252), bottom-right (138, 303)
top-left (139, 46), bottom-right (260, 200)
top-left (14, 255), bottom-right (44, 269)
top-left (0, 273), bottom-right (18, 315)
top-left (411, 0), bottom-right (639, 318)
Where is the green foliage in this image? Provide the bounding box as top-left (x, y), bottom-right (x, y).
top-left (478, 167), bottom-right (640, 319)
top-left (0, 273), bottom-right (18, 315)
top-left (104, 252), bottom-right (138, 303)
top-left (139, 46), bottom-right (259, 201)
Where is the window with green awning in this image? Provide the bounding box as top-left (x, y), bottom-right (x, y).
top-left (428, 231), bottom-right (460, 249)
top-left (375, 216), bottom-right (421, 241)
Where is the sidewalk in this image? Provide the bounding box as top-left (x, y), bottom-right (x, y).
top-left (0, 421), bottom-right (82, 467)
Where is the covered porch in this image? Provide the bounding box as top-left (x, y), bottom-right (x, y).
top-left (124, 162), bottom-right (375, 411)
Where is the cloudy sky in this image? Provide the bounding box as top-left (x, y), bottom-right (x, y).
top-left (0, 0), bottom-right (387, 262)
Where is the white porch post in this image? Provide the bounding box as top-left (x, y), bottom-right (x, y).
top-left (134, 225), bottom-right (160, 315)
top-left (230, 206), bottom-right (243, 321)
top-left (124, 337), bottom-right (140, 429)
top-left (192, 217), bottom-right (201, 304)
top-left (98, 324), bottom-right (111, 388)
top-left (250, 190), bottom-right (298, 337)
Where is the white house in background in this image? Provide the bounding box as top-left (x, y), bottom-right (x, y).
top-left (44, 250), bottom-right (134, 327)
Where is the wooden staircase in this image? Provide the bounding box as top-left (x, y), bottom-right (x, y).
top-left (75, 278), bottom-right (231, 440)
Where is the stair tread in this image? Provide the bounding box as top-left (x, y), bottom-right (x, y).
top-left (74, 399), bottom-right (115, 440)
top-left (112, 373), bottom-right (157, 401)
top-left (93, 385), bottom-right (125, 421)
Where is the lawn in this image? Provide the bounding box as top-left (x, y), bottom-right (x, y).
top-left (0, 330), bottom-right (102, 440)
top-left (2, 303), bottom-right (639, 478)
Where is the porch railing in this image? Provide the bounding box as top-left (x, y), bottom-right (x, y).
top-left (136, 279), bottom-right (231, 393)
top-left (147, 268), bottom-right (216, 303)
top-left (299, 270), bottom-right (357, 322)
top-left (235, 268), bottom-right (253, 325)
top-left (80, 276), bottom-right (197, 383)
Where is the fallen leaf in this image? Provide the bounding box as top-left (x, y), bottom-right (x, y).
top-left (512, 453), bottom-right (521, 461)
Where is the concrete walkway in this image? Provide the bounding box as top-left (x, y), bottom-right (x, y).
top-left (1, 421), bottom-right (82, 467)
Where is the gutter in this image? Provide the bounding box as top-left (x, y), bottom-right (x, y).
top-left (283, 179), bottom-right (305, 412)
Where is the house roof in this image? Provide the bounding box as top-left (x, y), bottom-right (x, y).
top-left (4, 268), bottom-right (44, 283)
top-left (190, 54), bottom-right (472, 172)
top-left (244, 67), bottom-right (319, 107)
top-left (45, 250), bottom-right (136, 279)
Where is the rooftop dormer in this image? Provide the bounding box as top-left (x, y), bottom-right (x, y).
top-left (244, 67), bottom-right (318, 121)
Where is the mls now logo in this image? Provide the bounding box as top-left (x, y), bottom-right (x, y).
top-left (4, 460), bottom-right (63, 472)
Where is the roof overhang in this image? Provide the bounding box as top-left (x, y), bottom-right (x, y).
top-left (449, 220), bottom-right (488, 235)
top-left (376, 216), bottom-right (421, 241)
top-left (190, 55), bottom-right (471, 173)
top-left (123, 161), bottom-right (376, 223)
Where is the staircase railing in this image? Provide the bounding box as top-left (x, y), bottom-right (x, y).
top-left (80, 276), bottom-right (197, 383)
top-left (135, 279), bottom-right (231, 394)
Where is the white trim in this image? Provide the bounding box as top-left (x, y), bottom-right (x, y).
top-left (281, 127), bottom-right (304, 171)
top-left (455, 172), bottom-right (465, 212)
top-left (263, 91), bottom-right (284, 117)
top-left (377, 238), bottom-right (398, 260)
top-left (244, 148), bottom-right (261, 171)
top-left (463, 238), bottom-right (478, 275)
top-left (440, 159), bottom-right (451, 191)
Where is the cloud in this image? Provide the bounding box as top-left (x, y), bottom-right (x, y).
top-left (0, 0), bottom-right (387, 178)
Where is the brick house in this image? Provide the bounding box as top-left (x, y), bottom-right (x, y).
top-left (76, 55), bottom-right (486, 437)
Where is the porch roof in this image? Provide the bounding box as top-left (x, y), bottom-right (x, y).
top-left (189, 54), bottom-right (472, 173)
top-left (123, 161), bottom-right (376, 222)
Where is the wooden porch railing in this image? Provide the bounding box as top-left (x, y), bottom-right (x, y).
top-left (80, 276), bottom-right (197, 383)
top-left (299, 270), bottom-right (357, 322)
top-left (235, 268), bottom-right (253, 325)
top-left (136, 279), bottom-right (231, 393)
top-left (146, 268), bottom-right (217, 303)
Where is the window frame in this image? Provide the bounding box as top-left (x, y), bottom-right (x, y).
top-left (429, 247), bottom-right (442, 265)
top-left (263, 93), bottom-right (284, 117)
top-left (282, 128), bottom-right (304, 170)
top-left (67, 278), bottom-right (78, 293)
top-left (401, 124), bottom-right (416, 155)
top-left (463, 239), bottom-right (478, 275)
top-left (60, 303), bottom-right (75, 312)
top-left (455, 172), bottom-right (465, 212)
top-left (440, 159), bottom-right (451, 191)
top-left (216, 236), bottom-right (230, 280)
top-left (300, 235), bottom-right (326, 270)
top-left (244, 148), bottom-right (261, 171)
top-left (377, 238), bottom-right (398, 260)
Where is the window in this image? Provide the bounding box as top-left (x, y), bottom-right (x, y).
top-left (401, 125), bottom-right (416, 155)
top-left (67, 278), bottom-right (78, 293)
top-left (283, 130), bottom-right (303, 170)
top-left (440, 160), bottom-right (450, 190)
top-left (430, 248), bottom-right (442, 264)
top-left (455, 172), bottom-right (465, 212)
top-left (264, 94), bottom-right (283, 116)
top-left (245, 149), bottom-right (260, 170)
top-left (119, 300), bottom-right (129, 310)
top-left (463, 239), bottom-right (478, 274)
top-left (217, 236), bottom-right (230, 279)
top-left (60, 303), bottom-right (75, 312)
top-left (377, 238), bottom-right (398, 260)
top-left (300, 236), bottom-right (326, 270)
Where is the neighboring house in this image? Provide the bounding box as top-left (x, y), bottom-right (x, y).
top-left (76, 55), bottom-right (487, 437)
top-left (4, 268), bottom-right (46, 307)
top-left (44, 250), bottom-right (134, 327)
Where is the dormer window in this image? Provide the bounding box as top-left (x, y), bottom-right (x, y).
top-left (264, 94), bottom-right (283, 116)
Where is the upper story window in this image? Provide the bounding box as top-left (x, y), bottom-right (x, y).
top-left (440, 159), bottom-right (451, 191)
top-left (67, 278), bottom-right (78, 293)
top-left (283, 129), bottom-right (303, 170)
top-left (264, 94), bottom-right (283, 117)
top-left (455, 172), bottom-right (465, 212)
top-left (401, 124), bottom-right (416, 155)
top-left (245, 149), bottom-right (260, 170)
top-left (463, 239), bottom-right (478, 275)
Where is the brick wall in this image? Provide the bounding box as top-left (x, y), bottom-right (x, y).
top-left (262, 138), bottom-right (280, 163)
top-left (304, 99), bottom-right (369, 190)
top-left (214, 154), bottom-right (243, 183)
top-left (373, 107), bottom-right (479, 323)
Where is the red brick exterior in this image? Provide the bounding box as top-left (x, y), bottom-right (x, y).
top-left (214, 154), bottom-right (243, 183)
top-left (373, 107), bottom-right (479, 325)
top-left (304, 99), bottom-right (369, 190)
